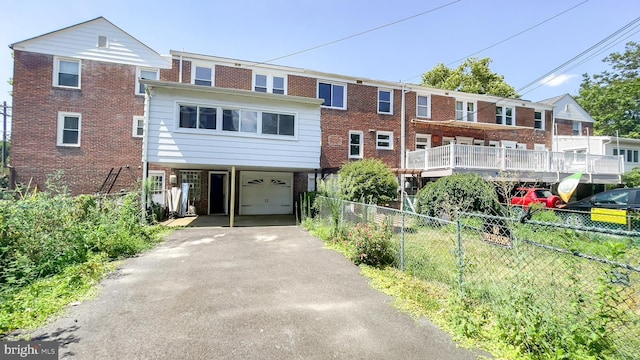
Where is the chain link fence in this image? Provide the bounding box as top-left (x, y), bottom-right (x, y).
top-left (312, 196), bottom-right (640, 359)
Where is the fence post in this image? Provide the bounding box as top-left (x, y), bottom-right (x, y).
top-left (456, 215), bottom-right (464, 296)
top-left (401, 209), bottom-right (405, 271)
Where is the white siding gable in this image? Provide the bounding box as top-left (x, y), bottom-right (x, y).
top-left (549, 94), bottom-right (595, 123)
top-left (11, 17), bottom-right (170, 69)
top-left (145, 83), bottom-right (322, 170)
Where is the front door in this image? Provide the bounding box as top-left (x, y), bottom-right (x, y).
top-left (209, 173), bottom-right (227, 214)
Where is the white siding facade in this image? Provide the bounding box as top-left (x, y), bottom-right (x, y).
top-left (11, 17), bottom-right (170, 69)
top-left (145, 81), bottom-right (322, 170)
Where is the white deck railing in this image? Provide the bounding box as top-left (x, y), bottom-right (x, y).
top-left (406, 144), bottom-right (624, 175)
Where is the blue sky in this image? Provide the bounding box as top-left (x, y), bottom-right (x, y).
top-left (1, 0), bottom-right (639, 134)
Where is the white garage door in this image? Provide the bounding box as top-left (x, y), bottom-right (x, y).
top-left (240, 172), bottom-right (293, 215)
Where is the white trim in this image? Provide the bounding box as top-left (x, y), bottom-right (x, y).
top-left (534, 110), bottom-right (545, 130)
top-left (501, 140), bottom-right (517, 149)
top-left (416, 94), bottom-right (431, 118)
top-left (473, 139), bottom-right (484, 146)
top-left (455, 136), bottom-right (473, 145)
top-left (348, 130), bottom-right (363, 159)
top-left (516, 143), bottom-right (527, 149)
top-left (443, 136), bottom-right (455, 145)
top-left (415, 133), bottom-right (431, 150)
top-left (534, 143), bottom-right (546, 151)
top-left (455, 100), bottom-right (477, 122)
top-left (495, 105), bottom-right (515, 126)
top-left (136, 67), bottom-right (159, 95)
top-left (376, 131), bottom-right (393, 150)
top-left (191, 63), bottom-right (215, 87)
top-left (148, 170), bottom-right (166, 206)
top-left (488, 140), bottom-right (500, 147)
top-left (253, 72), bottom-right (287, 95)
top-left (53, 56), bottom-right (81, 89)
top-left (572, 121), bottom-right (582, 135)
top-left (208, 171), bottom-right (229, 215)
top-left (132, 115), bottom-right (144, 138)
top-left (318, 80), bottom-right (347, 110)
top-left (377, 88), bottom-right (393, 115)
top-left (57, 111), bottom-right (81, 147)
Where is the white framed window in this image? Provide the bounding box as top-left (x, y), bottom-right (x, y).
top-left (534, 110), bottom-right (544, 130)
top-left (501, 140), bottom-right (517, 149)
top-left (57, 112), bottom-right (81, 147)
top-left (473, 139), bottom-right (484, 146)
top-left (262, 112), bottom-right (294, 136)
top-left (136, 67), bottom-right (159, 95)
top-left (416, 95), bottom-right (430, 118)
top-left (488, 140), bottom-right (500, 147)
top-left (133, 116), bottom-right (145, 138)
top-left (456, 100), bottom-right (476, 122)
top-left (534, 143), bottom-right (547, 151)
top-left (192, 66), bottom-right (214, 86)
top-left (415, 133), bottom-right (431, 150)
top-left (517, 143), bottom-right (527, 149)
top-left (254, 73), bottom-right (286, 94)
top-left (572, 121), bottom-right (582, 135)
top-left (378, 89), bottom-right (393, 114)
top-left (496, 106), bottom-right (515, 126)
top-left (456, 136), bottom-right (473, 145)
top-left (180, 170), bottom-right (201, 201)
top-left (53, 57), bottom-right (81, 88)
top-left (442, 137), bottom-right (455, 146)
top-left (148, 170), bottom-right (166, 206)
top-left (614, 148), bottom-right (639, 163)
top-left (348, 131), bottom-right (363, 159)
top-left (179, 105), bottom-right (217, 130)
top-left (376, 131), bottom-right (393, 150)
top-left (222, 109), bottom-right (257, 133)
top-left (318, 81), bottom-right (346, 109)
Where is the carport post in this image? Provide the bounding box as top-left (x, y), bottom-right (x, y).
top-left (230, 166), bottom-right (236, 227)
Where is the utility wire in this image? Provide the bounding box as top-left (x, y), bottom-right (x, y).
top-left (251, 0), bottom-right (462, 66)
top-left (402, 0), bottom-right (590, 83)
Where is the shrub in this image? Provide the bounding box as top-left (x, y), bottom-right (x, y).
top-left (338, 159), bottom-right (398, 205)
top-left (622, 166), bottom-right (640, 187)
top-left (415, 173), bottom-right (503, 219)
top-left (347, 222), bottom-right (395, 267)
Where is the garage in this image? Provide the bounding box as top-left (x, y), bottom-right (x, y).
top-left (240, 171), bottom-right (293, 215)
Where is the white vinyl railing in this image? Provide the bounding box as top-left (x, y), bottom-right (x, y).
top-left (406, 144), bottom-right (624, 176)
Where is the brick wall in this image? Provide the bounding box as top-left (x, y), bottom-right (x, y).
top-left (11, 50), bottom-right (145, 194)
top-left (215, 65), bottom-right (251, 90)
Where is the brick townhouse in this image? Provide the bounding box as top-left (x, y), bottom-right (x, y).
top-left (9, 17), bottom-right (612, 216)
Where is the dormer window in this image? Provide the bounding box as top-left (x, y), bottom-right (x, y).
top-left (253, 73), bottom-right (286, 94)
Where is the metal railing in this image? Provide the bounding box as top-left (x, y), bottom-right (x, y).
top-left (406, 144), bottom-right (624, 176)
top-left (312, 197), bottom-right (640, 359)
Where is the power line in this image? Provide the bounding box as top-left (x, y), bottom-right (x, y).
top-left (251, 0), bottom-right (462, 66)
top-left (402, 0), bottom-right (590, 83)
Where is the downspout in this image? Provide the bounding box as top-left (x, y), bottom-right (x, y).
top-left (141, 85), bottom-right (152, 217)
top-left (178, 55), bottom-right (183, 83)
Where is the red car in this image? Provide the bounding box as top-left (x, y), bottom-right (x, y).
top-left (510, 187), bottom-right (562, 208)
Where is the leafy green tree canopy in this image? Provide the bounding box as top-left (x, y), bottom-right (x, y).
top-left (415, 173), bottom-right (503, 219)
top-left (577, 42), bottom-right (640, 138)
top-left (622, 167), bottom-right (640, 188)
top-left (421, 57), bottom-right (519, 98)
top-left (338, 159), bottom-right (398, 204)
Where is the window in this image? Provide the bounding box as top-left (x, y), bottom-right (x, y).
top-left (534, 143), bottom-right (546, 151)
top-left (593, 190), bottom-right (630, 206)
top-left (254, 73), bottom-right (286, 94)
top-left (148, 171), bottom-right (165, 205)
top-left (349, 131), bottom-right (363, 158)
top-left (415, 134), bottom-right (431, 150)
top-left (318, 82), bottom-right (346, 109)
top-left (517, 143), bottom-right (527, 149)
top-left (534, 111), bottom-right (544, 130)
top-left (54, 57), bottom-right (80, 88)
top-left (456, 101), bottom-right (476, 122)
top-left (378, 89), bottom-right (393, 114)
top-left (193, 66), bottom-right (213, 86)
top-left (473, 140), bottom-right (484, 146)
top-left (376, 131), bottom-right (393, 150)
top-left (179, 105), bottom-right (216, 130)
top-left (572, 121), bottom-right (582, 135)
top-left (442, 137), bottom-right (455, 146)
top-left (97, 36), bottom-right (108, 48)
top-left (133, 116), bottom-right (144, 137)
top-left (57, 112), bottom-right (81, 146)
top-left (222, 109), bottom-right (257, 133)
top-left (180, 170), bottom-right (201, 201)
top-left (136, 68), bottom-right (159, 95)
top-left (416, 95), bottom-right (430, 118)
top-left (615, 148), bottom-right (639, 163)
top-left (496, 106), bottom-right (514, 125)
top-left (488, 141), bottom-right (500, 147)
top-left (262, 113), bottom-right (294, 136)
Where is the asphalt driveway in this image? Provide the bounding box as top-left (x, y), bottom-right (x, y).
top-left (25, 225), bottom-right (488, 359)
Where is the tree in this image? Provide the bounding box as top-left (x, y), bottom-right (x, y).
top-left (338, 159), bottom-right (398, 204)
top-left (622, 167), bottom-right (640, 187)
top-left (421, 57), bottom-right (519, 98)
top-left (577, 42), bottom-right (640, 139)
top-left (415, 173), bottom-right (503, 219)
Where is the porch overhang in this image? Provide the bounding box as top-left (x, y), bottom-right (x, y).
top-left (410, 118), bottom-right (531, 131)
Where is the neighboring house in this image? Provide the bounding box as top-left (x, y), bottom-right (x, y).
top-left (540, 93), bottom-right (595, 137)
top-left (554, 135), bottom-right (640, 174)
top-left (8, 17), bottom-right (625, 215)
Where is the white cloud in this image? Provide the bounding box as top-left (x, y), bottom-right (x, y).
top-left (540, 73), bottom-right (577, 87)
